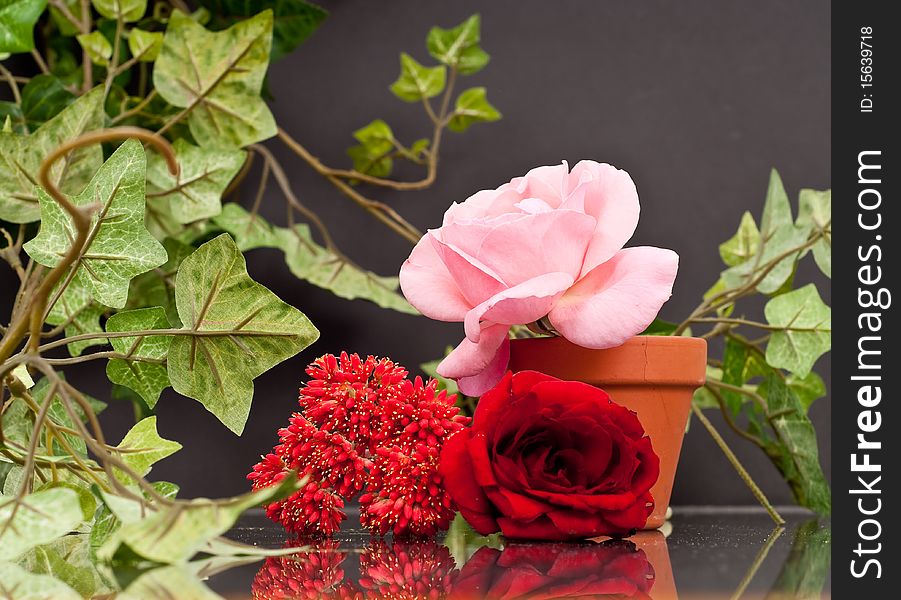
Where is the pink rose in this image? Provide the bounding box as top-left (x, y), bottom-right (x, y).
top-left (400, 161), bottom-right (678, 395)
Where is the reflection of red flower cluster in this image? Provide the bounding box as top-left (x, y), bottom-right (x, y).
top-left (248, 352), bottom-right (469, 537)
top-left (251, 538), bottom-right (654, 599)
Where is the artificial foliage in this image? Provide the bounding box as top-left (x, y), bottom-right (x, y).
top-left (249, 353), bottom-right (469, 537)
top-left (1, 3), bottom-right (498, 593)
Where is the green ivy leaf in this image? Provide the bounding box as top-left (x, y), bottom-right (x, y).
top-left (702, 276), bottom-right (734, 317)
top-left (127, 28), bottom-right (164, 62)
top-left (721, 223), bottom-right (809, 295)
top-left (760, 168), bottom-right (793, 238)
top-left (49, 0), bottom-right (86, 37)
top-left (719, 210), bottom-right (760, 267)
top-left (0, 487), bottom-right (85, 560)
top-left (0, 88), bottom-right (104, 223)
top-left (426, 14), bottom-right (489, 75)
top-left (154, 10), bottom-right (276, 148)
top-left (640, 318), bottom-right (679, 336)
top-left (213, 203), bottom-right (416, 314)
top-left (16, 535), bottom-right (107, 599)
top-left (759, 374), bottom-right (831, 515)
top-left (0, 0), bottom-right (47, 53)
top-left (797, 188), bottom-right (831, 278)
top-left (19, 74), bottom-right (76, 131)
top-left (106, 308), bottom-right (173, 407)
top-left (201, 0), bottom-right (327, 60)
top-left (389, 53), bottom-right (446, 102)
top-left (128, 239), bottom-right (195, 324)
top-left (114, 416), bottom-right (182, 480)
top-left (447, 87), bottom-right (501, 132)
top-left (119, 565), bottom-right (223, 600)
top-left (347, 119), bottom-right (395, 178)
top-left (146, 139), bottom-right (246, 224)
top-left (98, 474), bottom-right (302, 563)
top-left (764, 284), bottom-right (831, 377)
top-left (786, 371), bottom-right (827, 412)
top-left (167, 234), bottom-right (319, 434)
top-left (76, 31), bottom-right (113, 66)
top-left (24, 138), bottom-right (168, 309)
top-left (0, 562), bottom-right (80, 600)
top-left (90, 0), bottom-right (146, 22)
top-left (45, 277), bottom-right (109, 357)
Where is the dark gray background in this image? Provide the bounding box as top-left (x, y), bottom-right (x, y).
top-left (3, 0), bottom-right (831, 506)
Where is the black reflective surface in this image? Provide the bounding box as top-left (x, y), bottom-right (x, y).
top-left (201, 507), bottom-right (830, 599)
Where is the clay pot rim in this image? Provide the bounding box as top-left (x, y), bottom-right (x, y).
top-left (508, 335), bottom-right (707, 387)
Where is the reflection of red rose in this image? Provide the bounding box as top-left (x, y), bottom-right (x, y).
top-left (440, 371), bottom-right (659, 540)
top-left (450, 541), bottom-right (655, 599)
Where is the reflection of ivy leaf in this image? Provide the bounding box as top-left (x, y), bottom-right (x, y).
top-left (154, 10), bottom-right (276, 148)
top-left (0, 88), bottom-right (104, 223)
top-left (447, 87), bottom-right (501, 132)
top-left (427, 14), bottom-right (489, 75)
top-left (167, 234), bottom-right (319, 434)
top-left (24, 139), bottom-right (168, 309)
top-left (764, 284), bottom-right (831, 377)
top-left (0, 0), bottom-right (48, 53)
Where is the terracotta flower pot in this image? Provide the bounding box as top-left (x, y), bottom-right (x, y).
top-left (508, 335), bottom-right (707, 530)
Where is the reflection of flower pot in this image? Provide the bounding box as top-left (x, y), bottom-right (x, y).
top-left (508, 335), bottom-right (707, 529)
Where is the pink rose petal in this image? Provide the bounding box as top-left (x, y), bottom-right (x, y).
top-left (399, 232), bottom-right (472, 321)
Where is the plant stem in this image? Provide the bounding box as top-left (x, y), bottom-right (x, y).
top-left (691, 403), bottom-right (785, 525)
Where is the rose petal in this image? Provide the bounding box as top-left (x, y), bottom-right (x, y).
top-left (439, 430), bottom-right (499, 535)
top-left (549, 247), bottom-right (679, 349)
top-left (399, 232), bottom-right (472, 321)
top-left (510, 161), bottom-right (570, 207)
top-left (497, 515), bottom-right (571, 541)
top-left (443, 186), bottom-right (525, 225)
top-left (439, 324), bottom-right (511, 397)
top-left (464, 272), bottom-right (574, 342)
top-left (567, 161), bottom-right (641, 272)
top-left (430, 235), bottom-right (507, 307)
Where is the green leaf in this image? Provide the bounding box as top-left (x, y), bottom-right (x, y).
top-left (0, 88), bottom-right (104, 223)
top-left (0, 0), bottom-right (47, 53)
top-left (49, 0), bottom-right (86, 37)
top-left (721, 223), bottom-right (809, 295)
top-left (98, 475), bottom-right (302, 563)
top-left (0, 487), bottom-right (85, 560)
top-left (16, 535), bottom-right (108, 599)
top-left (765, 284), bottom-right (831, 377)
top-left (640, 318), bottom-right (678, 336)
top-left (91, 0), bottom-right (146, 22)
top-left (719, 211), bottom-right (760, 267)
top-left (786, 371), bottom-right (827, 412)
top-left (127, 238), bottom-right (194, 324)
top-left (154, 10), bottom-right (276, 148)
top-left (19, 74), bottom-right (76, 131)
top-left (106, 308), bottom-right (172, 407)
top-left (769, 520), bottom-right (831, 598)
top-left (76, 31), bottom-right (113, 66)
top-left (703, 277), bottom-right (734, 317)
top-left (146, 139), bottom-right (246, 224)
top-left (201, 0), bottom-right (327, 60)
top-left (426, 14), bottom-right (489, 75)
top-left (760, 169), bottom-right (793, 238)
top-left (759, 375), bottom-right (831, 515)
top-left (128, 28), bottom-right (164, 62)
top-left (447, 87), bottom-right (501, 132)
top-left (0, 562), bottom-right (81, 600)
top-left (347, 119), bottom-right (394, 178)
top-left (797, 188), bottom-right (831, 278)
top-left (167, 234), bottom-right (319, 434)
top-left (389, 53), bottom-right (446, 102)
top-left (119, 565), bottom-right (224, 600)
top-left (24, 138), bottom-right (168, 309)
top-left (212, 203), bottom-right (416, 313)
top-left (45, 277), bottom-right (108, 357)
top-left (114, 416), bottom-right (181, 480)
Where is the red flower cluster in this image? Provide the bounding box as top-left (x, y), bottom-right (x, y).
top-left (248, 353), bottom-right (469, 537)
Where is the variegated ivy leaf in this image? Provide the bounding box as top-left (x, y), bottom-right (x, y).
top-left (212, 203), bottom-right (417, 314)
top-left (797, 188), bottom-right (831, 278)
top-left (76, 31), bottom-right (113, 66)
top-left (0, 563), bottom-right (81, 600)
top-left (390, 53), bottom-right (446, 102)
top-left (17, 535), bottom-right (111, 599)
top-left (447, 87), bottom-right (501, 132)
top-left (426, 14), bottom-right (489, 75)
top-left (154, 10), bottom-right (276, 148)
top-left (45, 276), bottom-right (108, 356)
top-left (106, 307), bottom-right (173, 407)
top-left (0, 487), bottom-right (86, 561)
top-left (0, 0), bottom-right (47, 53)
top-left (765, 284), bottom-right (831, 377)
top-left (24, 139), bottom-right (168, 309)
top-left (127, 27), bottom-right (163, 62)
top-left (114, 416), bottom-right (181, 481)
top-left (91, 0), bottom-right (146, 22)
top-left (146, 139), bottom-right (246, 224)
top-left (167, 234), bottom-right (319, 434)
top-left (719, 210), bottom-right (760, 267)
top-left (0, 88), bottom-right (104, 223)
top-left (127, 238), bottom-right (195, 325)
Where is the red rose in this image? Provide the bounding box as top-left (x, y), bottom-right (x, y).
top-left (439, 371), bottom-right (659, 540)
top-left (450, 541), bottom-right (655, 599)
